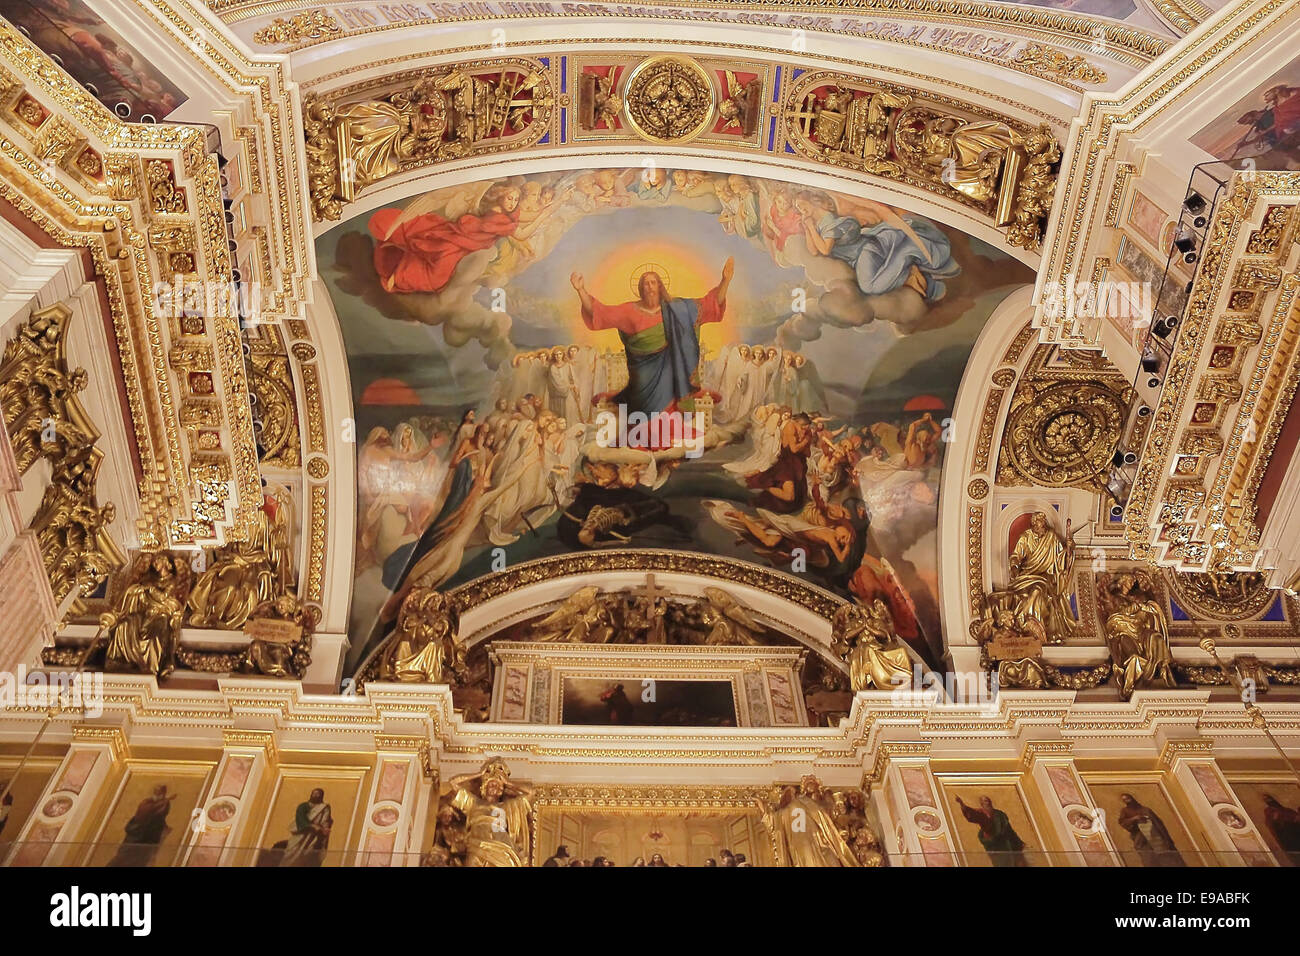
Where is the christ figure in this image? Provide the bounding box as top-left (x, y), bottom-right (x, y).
top-left (569, 257), bottom-right (733, 418)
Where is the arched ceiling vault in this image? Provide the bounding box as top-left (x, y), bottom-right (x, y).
top-left (3, 0), bottom-right (1299, 704)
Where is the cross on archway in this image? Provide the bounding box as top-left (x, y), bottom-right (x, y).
top-left (631, 572), bottom-right (670, 604)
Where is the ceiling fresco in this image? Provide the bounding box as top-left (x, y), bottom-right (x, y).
top-left (320, 165), bottom-right (1033, 667)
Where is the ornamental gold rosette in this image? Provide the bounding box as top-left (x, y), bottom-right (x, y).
top-left (620, 55), bottom-right (716, 145)
top-left (782, 69), bottom-right (1061, 250)
top-left (1002, 382), bottom-right (1128, 489)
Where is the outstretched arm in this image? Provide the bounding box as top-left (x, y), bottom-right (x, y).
top-left (569, 272), bottom-right (595, 314)
top-left (717, 257), bottom-right (735, 305)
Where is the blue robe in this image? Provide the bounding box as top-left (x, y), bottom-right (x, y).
top-left (614, 296), bottom-right (704, 416)
top-left (816, 213), bottom-right (959, 302)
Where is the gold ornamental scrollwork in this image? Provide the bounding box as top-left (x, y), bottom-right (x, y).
top-left (782, 70), bottom-right (1061, 250)
top-left (1, 303), bottom-right (123, 608)
top-left (304, 57), bottom-right (554, 221)
top-left (253, 10), bottom-right (344, 46)
top-left (1165, 569), bottom-right (1274, 621)
top-left (621, 55), bottom-right (715, 145)
top-left (1010, 43), bottom-right (1107, 85)
top-left (445, 549), bottom-right (844, 620)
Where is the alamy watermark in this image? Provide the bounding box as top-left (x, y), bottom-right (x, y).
top-left (594, 405), bottom-right (708, 459)
top-left (1040, 276), bottom-right (1155, 330)
top-left (153, 276), bottom-right (264, 324)
top-left (0, 665), bottom-right (104, 718)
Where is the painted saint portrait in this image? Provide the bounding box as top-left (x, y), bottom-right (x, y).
top-left (320, 166), bottom-right (1032, 672)
top-left (258, 786), bottom-right (335, 867)
top-left (1232, 781), bottom-right (1300, 866)
top-left (955, 794), bottom-right (1028, 866)
top-left (106, 784), bottom-right (177, 867)
top-left (561, 677), bottom-right (737, 726)
top-left (1086, 781), bottom-right (1198, 867)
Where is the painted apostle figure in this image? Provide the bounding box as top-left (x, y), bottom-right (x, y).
top-left (569, 257), bottom-right (733, 419)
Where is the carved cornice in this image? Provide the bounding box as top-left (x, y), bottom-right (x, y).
top-left (214, 0), bottom-right (1169, 65)
top-left (0, 23), bottom-right (261, 548)
top-left (1034, 0), bottom-right (1293, 346)
top-left (1125, 172), bottom-right (1300, 573)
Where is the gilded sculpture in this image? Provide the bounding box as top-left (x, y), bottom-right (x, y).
top-left (101, 553), bottom-right (192, 679)
top-left (435, 757), bottom-right (534, 867)
top-left (1101, 572), bottom-right (1177, 699)
top-left (304, 61), bottom-right (552, 219)
top-left (578, 71), bottom-right (623, 131)
top-left (528, 585), bottom-right (617, 644)
top-left (0, 304), bottom-right (121, 605)
top-left (523, 582), bottom-right (773, 647)
top-left (379, 587), bottom-right (463, 683)
top-left (987, 512), bottom-right (1080, 643)
top-left (895, 109), bottom-right (1016, 205)
top-left (758, 774), bottom-right (864, 867)
top-left (719, 70), bottom-right (761, 135)
top-left (785, 72), bottom-right (1060, 248)
top-left (794, 86), bottom-right (910, 176)
top-left (187, 504), bottom-right (292, 630)
top-left (622, 55), bottom-right (715, 143)
top-left (831, 600), bottom-right (913, 691)
top-left (237, 593), bottom-right (319, 680)
top-left (971, 602), bottom-right (1049, 690)
top-left (696, 587), bottom-right (763, 646)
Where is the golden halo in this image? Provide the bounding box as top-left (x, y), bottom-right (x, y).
top-left (629, 263), bottom-right (671, 296)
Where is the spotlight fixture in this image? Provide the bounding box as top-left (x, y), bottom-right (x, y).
top-left (1148, 377), bottom-right (1161, 388)
top-left (1141, 347), bottom-right (1160, 373)
top-left (1184, 192), bottom-right (1207, 215)
top-left (1137, 405), bottom-right (1151, 417)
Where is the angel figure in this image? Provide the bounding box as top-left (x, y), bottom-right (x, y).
top-left (1103, 572), bottom-right (1176, 699)
top-left (579, 71), bottom-right (623, 130)
top-left (831, 599), bottom-right (913, 692)
top-left (238, 593), bottom-right (319, 680)
top-left (790, 189), bottom-right (959, 303)
top-left (368, 178), bottom-right (563, 295)
top-left (102, 553), bottom-right (192, 679)
top-left (447, 757), bottom-right (534, 867)
top-left (697, 587), bottom-right (763, 646)
top-left (379, 587), bottom-right (462, 683)
top-left (527, 586), bottom-right (617, 644)
top-left (719, 71), bottom-right (760, 134)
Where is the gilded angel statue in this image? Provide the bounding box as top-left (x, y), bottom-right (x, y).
top-left (379, 587), bottom-right (462, 683)
top-left (831, 600), bottom-right (913, 691)
top-left (102, 553), bottom-right (192, 679)
top-left (698, 587), bottom-right (762, 646)
top-left (527, 585), bottom-right (616, 644)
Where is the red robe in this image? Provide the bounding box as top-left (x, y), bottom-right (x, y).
top-left (369, 207), bottom-right (519, 294)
